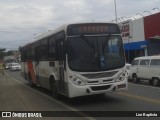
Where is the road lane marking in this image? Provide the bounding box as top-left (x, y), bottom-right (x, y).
top-left (129, 83), bottom-right (160, 90)
top-left (5, 71), bottom-right (96, 120)
top-left (117, 92), bottom-right (160, 105)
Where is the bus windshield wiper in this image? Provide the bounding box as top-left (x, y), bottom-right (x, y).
top-left (80, 35), bottom-right (97, 56)
top-left (80, 35), bottom-right (94, 49)
top-left (103, 34), bottom-right (111, 53)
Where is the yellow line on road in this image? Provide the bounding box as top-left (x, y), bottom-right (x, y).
top-left (129, 83), bottom-right (160, 90)
top-left (116, 92), bottom-right (160, 105)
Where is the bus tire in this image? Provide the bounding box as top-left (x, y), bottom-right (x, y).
top-left (50, 77), bottom-right (60, 99)
top-left (28, 73), bottom-right (36, 88)
top-left (152, 78), bottom-right (159, 86)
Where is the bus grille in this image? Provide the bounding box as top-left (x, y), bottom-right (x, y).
top-left (91, 85), bottom-right (111, 91)
top-left (81, 71), bottom-right (118, 79)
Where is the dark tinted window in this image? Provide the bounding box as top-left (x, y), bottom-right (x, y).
top-left (68, 35), bottom-right (125, 71)
top-left (26, 45), bottom-right (32, 59)
top-left (140, 60), bottom-right (150, 65)
top-left (40, 39), bottom-right (48, 59)
top-left (131, 60), bottom-right (139, 66)
top-left (21, 47), bottom-right (27, 61)
top-left (48, 31), bottom-right (65, 60)
top-left (150, 59), bottom-right (160, 66)
top-left (49, 35), bottom-right (56, 59)
top-left (30, 43), bottom-right (36, 59)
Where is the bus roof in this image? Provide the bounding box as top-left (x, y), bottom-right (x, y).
top-left (21, 22), bottom-right (119, 48)
top-left (24, 24), bottom-right (67, 47)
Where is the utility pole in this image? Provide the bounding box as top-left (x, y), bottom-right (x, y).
top-left (114, 0), bottom-right (118, 23)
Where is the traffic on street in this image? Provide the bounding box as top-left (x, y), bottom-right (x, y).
top-left (0, 70), bottom-right (159, 119)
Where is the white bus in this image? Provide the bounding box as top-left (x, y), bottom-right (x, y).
top-left (21, 23), bottom-right (128, 98)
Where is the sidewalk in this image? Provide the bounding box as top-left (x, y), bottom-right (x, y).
top-left (0, 72), bottom-right (92, 120)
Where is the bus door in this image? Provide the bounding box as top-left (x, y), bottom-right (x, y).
top-left (57, 39), bottom-right (66, 93)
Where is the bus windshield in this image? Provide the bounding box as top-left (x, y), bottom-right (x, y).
top-left (68, 35), bottom-right (125, 72)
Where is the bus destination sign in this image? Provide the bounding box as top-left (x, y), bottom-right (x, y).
top-left (67, 23), bottom-right (120, 36)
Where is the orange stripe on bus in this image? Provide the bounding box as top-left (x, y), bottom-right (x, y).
top-left (27, 61), bottom-right (36, 84)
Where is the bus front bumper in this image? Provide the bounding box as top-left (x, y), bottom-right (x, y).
top-left (68, 78), bottom-right (128, 98)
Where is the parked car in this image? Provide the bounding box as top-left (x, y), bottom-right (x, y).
top-left (129, 56), bottom-right (160, 86)
top-left (9, 63), bottom-right (21, 71)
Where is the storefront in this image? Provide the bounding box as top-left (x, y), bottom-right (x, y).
top-left (144, 12), bottom-right (160, 56)
top-left (124, 41), bottom-right (148, 63)
top-left (147, 38), bottom-right (160, 56)
top-left (119, 12), bottom-right (160, 63)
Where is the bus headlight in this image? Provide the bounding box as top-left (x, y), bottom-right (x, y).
top-left (69, 76), bottom-right (85, 86)
top-left (116, 71), bottom-right (126, 82)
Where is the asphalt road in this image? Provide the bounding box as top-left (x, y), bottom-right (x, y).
top-left (1, 70), bottom-right (160, 120)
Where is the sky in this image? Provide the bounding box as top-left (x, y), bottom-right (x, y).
top-left (0, 0), bottom-right (160, 51)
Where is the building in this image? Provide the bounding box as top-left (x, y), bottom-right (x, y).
top-left (119, 12), bottom-right (160, 63)
top-left (144, 12), bottom-right (160, 56)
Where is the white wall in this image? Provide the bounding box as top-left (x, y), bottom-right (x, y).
top-left (132, 18), bottom-right (145, 42)
top-left (119, 18), bottom-right (145, 44)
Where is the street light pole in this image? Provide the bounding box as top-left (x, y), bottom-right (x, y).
top-left (143, 11), bottom-right (151, 15)
top-left (128, 37), bottom-right (130, 63)
top-left (128, 16), bottom-right (136, 20)
top-left (127, 36), bottom-right (132, 63)
top-left (153, 7), bottom-right (160, 11)
top-left (136, 13), bottom-right (143, 17)
top-left (114, 0), bottom-right (118, 23)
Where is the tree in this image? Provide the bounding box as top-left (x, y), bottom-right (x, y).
top-left (6, 50), bottom-right (14, 56)
top-left (0, 48), bottom-right (6, 59)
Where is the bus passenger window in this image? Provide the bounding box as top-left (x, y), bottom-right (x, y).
top-left (49, 36), bottom-right (56, 60)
